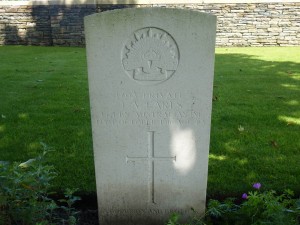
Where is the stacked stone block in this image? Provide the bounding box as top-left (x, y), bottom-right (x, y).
top-left (168, 3), bottom-right (300, 47)
top-left (49, 4), bottom-right (96, 46)
top-left (0, 2), bottom-right (299, 47)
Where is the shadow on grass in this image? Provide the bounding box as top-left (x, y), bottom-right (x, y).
top-left (208, 51), bottom-right (300, 198)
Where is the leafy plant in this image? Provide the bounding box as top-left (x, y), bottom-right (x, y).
top-left (166, 213), bottom-right (181, 225)
top-left (166, 183), bottom-right (300, 225)
top-left (58, 188), bottom-right (81, 225)
top-left (0, 143), bottom-right (81, 225)
top-left (233, 184), bottom-right (300, 225)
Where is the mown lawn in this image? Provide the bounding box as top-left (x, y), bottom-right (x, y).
top-left (0, 46), bottom-right (299, 198)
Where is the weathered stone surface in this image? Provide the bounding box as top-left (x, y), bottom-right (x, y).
top-left (85, 8), bottom-right (216, 225)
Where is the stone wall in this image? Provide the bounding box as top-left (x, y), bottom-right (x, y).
top-left (0, 4), bottom-right (97, 46)
top-left (0, 2), bottom-right (299, 46)
top-left (174, 3), bottom-right (300, 46)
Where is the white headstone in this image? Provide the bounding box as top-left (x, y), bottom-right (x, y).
top-left (85, 8), bottom-right (216, 225)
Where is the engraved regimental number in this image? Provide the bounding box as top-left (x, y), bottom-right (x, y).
top-left (126, 131), bottom-right (176, 204)
top-left (122, 27), bottom-right (180, 85)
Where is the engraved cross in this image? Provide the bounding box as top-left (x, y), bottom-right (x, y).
top-left (126, 131), bottom-right (176, 204)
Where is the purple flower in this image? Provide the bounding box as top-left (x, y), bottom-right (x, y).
top-left (253, 183), bottom-right (262, 189)
top-left (242, 193), bottom-right (248, 199)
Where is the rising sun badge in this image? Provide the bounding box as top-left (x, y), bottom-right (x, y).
top-left (122, 27), bottom-right (180, 85)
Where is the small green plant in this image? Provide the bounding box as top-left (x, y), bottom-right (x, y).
top-left (232, 183), bottom-right (300, 225)
top-left (58, 188), bottom-right (81, 225)
top-left (166, 183), bottom-right (300, 225)
top-left (166, 208), bottom-right (207, 225)
top-left (0, 143), bottom-right (81, 225)
top-left (166, 213), bottom-right (181, 225)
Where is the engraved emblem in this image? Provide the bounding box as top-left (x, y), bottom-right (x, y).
top-left (122, 27), bottom-right (179, 85)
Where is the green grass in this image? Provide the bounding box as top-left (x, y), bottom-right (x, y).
top-left (209, 47), bottom-right (300, 197)
top-left (0, 46), bottom-right (299, 198)
top-left (0, 46), bottom-right (95, 193)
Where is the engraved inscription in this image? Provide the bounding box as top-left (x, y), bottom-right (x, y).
top-left (101, 208), bottom-right (190, 216)
top-left (97, 91), bottom-right (203, 126)
top-left (122, 27), bottom-right (179, 85)
top-left (126, 131), bottom-right (176, 204)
